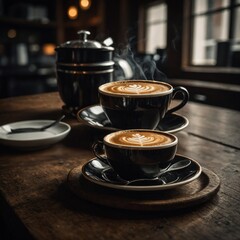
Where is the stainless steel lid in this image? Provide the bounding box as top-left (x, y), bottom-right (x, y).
top-left (59, 30), bottom-right (113, 49)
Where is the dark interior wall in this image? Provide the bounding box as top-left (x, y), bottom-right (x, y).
top-left (165, 0), bottom-right (184, 78)
top-left (104, 0), bottom-right (140, 52)
top-left (104, 0), bottom-right (121, 46)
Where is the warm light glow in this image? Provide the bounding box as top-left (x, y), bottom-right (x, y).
top-left (8, 29), bottom-right (17, 38)
top-left (68, 6), bottom-right (78, 19)
top-left (42, 43), bottom-right (56, 55)
top-left (80, 0), bottom-right (91, 10)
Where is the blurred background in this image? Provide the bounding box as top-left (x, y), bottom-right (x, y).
top-left (0, 0), bottom-right (239, 110)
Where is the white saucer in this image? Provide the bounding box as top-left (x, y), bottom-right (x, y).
top-left (81, 155), bottom-right (202, 191)
top-left (0, 120), bottom-right (71, 150)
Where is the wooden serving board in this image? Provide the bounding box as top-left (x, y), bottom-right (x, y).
top-left (67, 164), bottom-right (221, 211)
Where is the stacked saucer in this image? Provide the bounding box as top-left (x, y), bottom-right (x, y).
top-left (81, 155), bottom-right (201, 191)
top-left (76, 105), bottom-right (189, 133)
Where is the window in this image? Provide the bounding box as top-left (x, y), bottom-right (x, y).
top-left (145, 2), bottom-right (167, 54)
top-left (191, 0), bottom-right (240, 67)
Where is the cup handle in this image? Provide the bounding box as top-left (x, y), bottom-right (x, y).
top-left (166, 86), bottom-right (189, 114)
top-left (92, 141), bottom-right (108, 164)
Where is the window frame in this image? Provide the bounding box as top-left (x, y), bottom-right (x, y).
top-left (138, 0), bottom-right (167, 53)
top-left (182, 0), bottom-right (240, 73)
top-left (137, 0), bottom-right (240, 84)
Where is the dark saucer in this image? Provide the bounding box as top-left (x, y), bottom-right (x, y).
top-left (81, 155), bottom-right (202, 191)
top-left (77, 105), bottom-right (189, 133)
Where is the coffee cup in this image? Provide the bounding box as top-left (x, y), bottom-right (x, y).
top-left (93, 129), bottom-right (178, 180)
top-left (98, 80), bottom-right (189, 129)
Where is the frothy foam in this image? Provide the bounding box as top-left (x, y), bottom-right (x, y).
top-left (105, 131), bottom-right (174, 147)
top-left (114, 84), bottom-right (157, 94)
top-left (100, 81), bottom-right (171, 95)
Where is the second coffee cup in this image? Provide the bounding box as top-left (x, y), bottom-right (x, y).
top-left (93, 129), bottom-right (178, 180)
top-left (98, 80), bottom-right (189, 129)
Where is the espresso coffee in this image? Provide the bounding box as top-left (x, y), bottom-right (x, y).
top-left (99, 80), bottom-right (172, 96)
top-left (105, 130), bottom-right (175, 147)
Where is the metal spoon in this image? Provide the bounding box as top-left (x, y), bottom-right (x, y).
top-left (126, 159), bottom-right (191, 185)
top-left (7, 115), bottom-right (65, 134)
top-left (127, 173), bottom-right (180, 186)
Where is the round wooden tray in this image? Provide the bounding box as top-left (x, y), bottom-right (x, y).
top-left (67, 164), bottom-right (221, 211)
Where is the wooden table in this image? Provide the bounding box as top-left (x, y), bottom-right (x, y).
top-left (0, 92), bottom-right (239, 240)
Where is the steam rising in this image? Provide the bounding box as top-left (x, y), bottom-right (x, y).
top-left (114, 43), bottom-right (167, 82)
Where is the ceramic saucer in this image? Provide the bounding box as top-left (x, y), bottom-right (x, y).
top-left (0, 120), bottom-right (71, 150)
top-left (77, 105), bottom-right (189, 133)
top-left (81, 155), bottom-right (202, 191)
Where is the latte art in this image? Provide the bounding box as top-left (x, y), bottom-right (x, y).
top-left (114, 84), bottom-right (156, 94)
top-left (99, 81), bottom-right (171, 96)
top-left (106, 130), bottom-right (175, 147)
top-left (121, 133), bottom-right (171, 146)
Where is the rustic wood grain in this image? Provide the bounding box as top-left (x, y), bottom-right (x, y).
top-left (0, 92), bottom-right (239, 240)
top-left (178, 102), bottom-right (240, 149)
